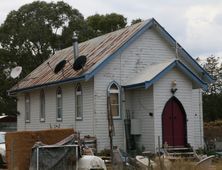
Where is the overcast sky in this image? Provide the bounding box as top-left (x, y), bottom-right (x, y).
top-left (1, 0), bottom-right (222, 59)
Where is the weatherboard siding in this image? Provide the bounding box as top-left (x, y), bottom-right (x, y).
top-left (15, 24), bottom-right (205, 151)
top-left (128, 88), bottom-right (155, 152)
top-left (16, 80), bottom-right (94, 135)
top-left (93, 28), bottom-right (179, 150)
top-left (192, 89), bottom-right (204, 149)
top-left (153, 68), bottom-right (197, 148)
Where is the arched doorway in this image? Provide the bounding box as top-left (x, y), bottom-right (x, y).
top-left (162, 97), bottom-right (187, 147)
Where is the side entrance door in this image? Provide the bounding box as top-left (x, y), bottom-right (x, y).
top-left (162, 97), bottom-right (187, 147)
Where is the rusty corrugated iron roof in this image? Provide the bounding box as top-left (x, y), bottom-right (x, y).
top-left (9, 19), bottom-right (152, 94)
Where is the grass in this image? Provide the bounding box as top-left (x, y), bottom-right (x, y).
top-left (105, 157), bottom-right (222, 170)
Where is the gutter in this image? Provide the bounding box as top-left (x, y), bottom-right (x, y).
top-left (8, 75), bottom-right (87, 96)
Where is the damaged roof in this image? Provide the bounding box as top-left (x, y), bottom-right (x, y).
top-left (8, 18), bottom-right (214, 95)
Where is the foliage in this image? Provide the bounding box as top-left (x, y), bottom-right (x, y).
top-left (0, 1), bottom-right (85, 74)
top-left (197, 55), bottom-right (222, 121)
top-left (0, 49), bottom-right (17, 115)
top-left (203, 94), bottom-right (222, 121)
top-left (0, 1), bottom-right (132, 115)
top-left (131, 18), bottom-right (143, 25)
top-left (86, 13), bottom-right (127, 37)
top-left (202, 55), bottom-right (222, 94)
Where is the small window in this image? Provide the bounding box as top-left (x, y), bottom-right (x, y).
top-left (108, 82), bottom-right (120, 118)
top-left (25, 94), bottom-right (30, 123)
top-left (75, 84), bottom-right (83, 120)
top-left (56, 87), bottom-right (62, 121)
top-left (40, 89), bottom-right (45, 122)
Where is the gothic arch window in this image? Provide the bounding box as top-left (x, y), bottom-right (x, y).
top-left (108, 82), bottom-right (121, 118)
top-left (40, 89), bottom-right (45, 122)
top-left (56, 87), bottom-right (62, 121)
top-left (75, 83), bottom-right (83, 120)
top-left (25, 93), bottom-right (30, 123)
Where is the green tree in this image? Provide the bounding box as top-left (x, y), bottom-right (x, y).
top-left (197, 55), bottom-right (222, 121)
top-left (131, 18), bottom-right (143, 25)
top-left (0, 1), bottom-right (86, 115)
top-left (0, 49), bottom-right (17, 115)
top-left (0, 1), bottom-right (85, 74)
top-left (202, 55), bottom-right (222, 94)
top-left (86, 13), bottom-right (127, 37)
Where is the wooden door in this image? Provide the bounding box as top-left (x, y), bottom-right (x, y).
top-left (162, 97), bottom-right (186, 147)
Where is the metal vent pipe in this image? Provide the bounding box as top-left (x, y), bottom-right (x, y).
top-left (72, 32), bottom-right (79, 60)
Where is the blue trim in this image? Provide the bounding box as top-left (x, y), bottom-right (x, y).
top-left (176, 61), bottom-right (208, 90)
top-left (10, 18), bottom-right (213, 94)
top-left (124, 60), bottom-right (208, 91)
top-left (8, 75), bottom-right (86, 95)
top-left (85, 18), bottom-right (213, 84)
top-left (152, 19), bottom-right (214, 83)
top-left (144, 62), bottom-right (176, 89)
top-left (124, 82), bottom-right (145, 90)
top-left (85, 19), bottom-right (155, 81)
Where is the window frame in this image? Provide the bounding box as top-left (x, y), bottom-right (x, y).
top-left (75, 83), bottom-right (83, 120)
top-left (107, 82), bottom-right (121, 119)
top-left (25, 93), bottom-right (30, 123)
top-left (56, 87), bottom-right (63, 121)
top-left (40, 89), bottom-right (45, 122)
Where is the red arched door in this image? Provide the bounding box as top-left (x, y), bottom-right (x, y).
top-left (162, 97), bottom-right (187, 147)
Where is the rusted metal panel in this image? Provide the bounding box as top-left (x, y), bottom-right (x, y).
top-left (10, 20), bottom-right (149, 93)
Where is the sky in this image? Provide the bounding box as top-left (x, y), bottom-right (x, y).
top-left (1, 0), bottom-right (222, 59)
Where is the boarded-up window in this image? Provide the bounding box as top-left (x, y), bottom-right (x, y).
top-left (108, 83), bottom-right (120, 118)
top-left (40, 89), bottom-right (45, 122)
top-left (76, 84), bottom-right (83, 120)
top-left (25, 94), bottom-right (30, 123)
top-left (56, 87), bottom-right (62, 121)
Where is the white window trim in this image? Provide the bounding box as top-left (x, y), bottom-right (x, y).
top-left (25, 94), bottom-right (30, 123)
top-left (108, 82), bottom-right (121, 119)
top-left (56, 87), bottom-right (63, 121)
top-left (75, 83), bottom-right (83, 120)
top-left (40, 89), bottom-right (45, 122)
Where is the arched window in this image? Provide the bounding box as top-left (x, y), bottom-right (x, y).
top-left (25, 93), bottom-right (30, 123)
top-left (40, 89), bottom-right (45, 122)
top-left (75, 83), bottom-right (83, 120)
top-left (56, 87), bottom-right (62, 121)
top-left (108, 82), bottom-right (120, 118)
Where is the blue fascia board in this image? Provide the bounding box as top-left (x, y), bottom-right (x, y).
top-left (144, 62), bottom-right (176, 89)
top-left (123, 82), bottom-right (145, 90)
top-left (152, 19), bottom-right (214, 84)
top-left (85, 18), bottom-right (214, 84)
top-left (124, 60), bottom-right (208, 91)
top-left (8, 75), bottom-right (86, 95)
top-left (176, 61), bottom-right (208, 91)
top-left (85, 19), bottom-right (155, 81)
top-left (144, 60), bottom-right (208, 90)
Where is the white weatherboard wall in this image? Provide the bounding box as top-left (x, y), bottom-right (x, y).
top-left (93, 28), bottom-right (178, 151)
top-left (16, 80), bottom-right (94, 137)
top-left (192, 89), bottom-right (204, 149)
top-left (127, 87), bottom-right (155, 152)
top-left (153, 68), bottom-right (197, 149)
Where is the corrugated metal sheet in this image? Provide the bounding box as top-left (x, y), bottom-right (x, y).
top-left (9, 20), bottom-right (151, 93)
top-left (124, 61), bottom-right (173, 86)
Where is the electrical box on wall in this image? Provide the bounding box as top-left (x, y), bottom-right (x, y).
top-left (131, 119), bottom-right (141, 135)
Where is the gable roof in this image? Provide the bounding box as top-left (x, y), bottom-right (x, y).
top-left (124, 60), bottom-right (208, 90)
top-left (8, 18), bottom-right (213, 95)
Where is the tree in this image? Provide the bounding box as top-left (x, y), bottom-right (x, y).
top-left (86, 13), bottom-right (127, 37)
top-left (0, 1), bottom-right (85, 74)
top-left (0, 1), bottom-right (130, 116)
top-left (197, 55), bottom-right (222, 121)
top-left (202, 55), bottom-right (222, 94)
top-left (0, 1), bottom-right (86, 115)
top-left (0, 49), bottom-right (17, 115)
top-left (131, 18), bottom-right (143, 25)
